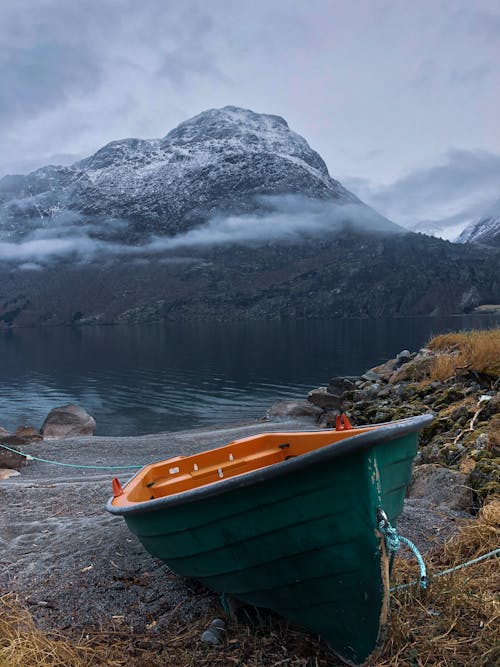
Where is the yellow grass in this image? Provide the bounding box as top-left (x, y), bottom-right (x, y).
top-left (0, 595), bottom-right (115, 667)
top-left (1, 499), bottom-right (499, 667)
top-left (376, 497), bottom-right (500, 667)
top-left (427, 328), bottom-right (500, 380)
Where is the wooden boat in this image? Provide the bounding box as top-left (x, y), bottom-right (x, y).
top-left (107, 413), bottom-right (433, 665)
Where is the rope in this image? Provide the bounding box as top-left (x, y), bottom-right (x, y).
top-left (378, 517), bottom-right (428, 589)
top-left (391, 547), bottom-right (500, 592)
top-left (0, 443), bottom-right (143, 470)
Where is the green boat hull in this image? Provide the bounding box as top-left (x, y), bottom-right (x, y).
top-left (108, 415), bottom-right (432, 665)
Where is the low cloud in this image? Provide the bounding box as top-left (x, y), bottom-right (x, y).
top-left (0, 195), bottom-right (402, 265)
top-left (345, 149), bottom-right (500, 239)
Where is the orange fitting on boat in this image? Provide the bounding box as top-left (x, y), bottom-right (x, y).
top-left (341, 413), bottom-right (353, 430)
top-left (112, 477), bottom-right (124, 497)
top-left (336, 413), bottom-right (353, 431)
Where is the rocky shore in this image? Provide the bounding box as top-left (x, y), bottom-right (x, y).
top-left (305, 334), bottom-right (499, 505)
top-left (0, 329), bottom-right (498, 665)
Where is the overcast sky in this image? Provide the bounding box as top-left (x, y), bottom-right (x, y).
top-left (1, 0), bottom-right (499, 237)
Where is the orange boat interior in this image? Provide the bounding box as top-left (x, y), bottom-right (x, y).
top-left (111, 420), bottom-right (377, 508)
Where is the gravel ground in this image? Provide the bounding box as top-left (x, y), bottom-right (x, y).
top-left (0, 417), bottom-right (469, 638)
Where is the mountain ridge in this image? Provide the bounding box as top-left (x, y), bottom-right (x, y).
top-left (0, 106), bottom-right (399, 245)
top-left (458, 199), bottom-right (500, 247)
top-left (0, 106), bottom-right (499, 327)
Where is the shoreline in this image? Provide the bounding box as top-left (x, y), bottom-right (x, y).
top-left (0, 416), bottom-right (470, 639)
top-left (1, 329), bottom-right (498, 665)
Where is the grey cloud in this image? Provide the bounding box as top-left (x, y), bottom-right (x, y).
top-left (0, 0), bottom-right (224, 123)
top-left (371, 150), bottom-right (500, 212)
top-left (0, 42), bottom-right (101, 122)
top-left (449, 63), bottom-right (496, 85)
top-left (346, 149), bottom-right (500, 236)
top-left (468, 8), bottom-right (500, 43)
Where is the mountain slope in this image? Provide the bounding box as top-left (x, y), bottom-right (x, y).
top-left (0, 106), bottom-right (498, 327)
top-left (1, 231), bottom-right (499, 327)
top-left (458, 199), bottom-right (500, 247)
top-left (0, 106), bottom-right (399, 243)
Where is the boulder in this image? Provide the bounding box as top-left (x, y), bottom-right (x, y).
top-left (0, 442), bottom-right (27, 470)
top-left (407, 463), bottom-right (473, 512)
top-left (41, 405), bottom-right (96, 439)
top-left (266, 400), bottom-right (322, 419)
top-left (0, 468), bottom-right (21, 480)
top-left (370, 359), bottom-right (397, 380)
top-left (395, 349), bottom-right (413, 366)
top-left (327, 377), bottom-right (357, 394)
top-left (15, 426), bottom-right (43, 442)
top-left (307, 387), bottom-right (343, 411)
top-left (361, 370), bottom-right (381, 382)
top-left (389, 355), bottom-right (434, 384)
top-left (0, 426), bottom-right (9, 436)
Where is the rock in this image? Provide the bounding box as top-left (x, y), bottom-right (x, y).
top-left (393, 349), bottom-right (416, 369)
top-left (377, 386), bottom-right (393, 398)
top-left (369, 359), bottom-right (397, 381)
top-left (408, 464), bottom-right (473, 512)
top-left (475, 433), bottom-right (489, 450)
top-left (0, 426), bottom-right (9, 436)
top-left (0, 468), bottom-right (21, 480)
top-left (307, 387), bottom-right (343, 411)
top-left (41, 405), bottom-right (96, 439)
top-left (15, 426), bottom-right (43, 442)
top-left (327, 376), bottom-right (357, 394)
top-left (201, 618), bottom-right (226, 645)
top-left (361, 370), bottom-right (380, 382)
top-left (482, 392), bottom-right (500, 418)
top-left (266, 400), bottom-right (322, 418)
top-left (389, 355), bottom-right (434, 384)
top-left (0, 443), bottom-right (27, 470)
top-left (469, 458), bottom-right (500, 498)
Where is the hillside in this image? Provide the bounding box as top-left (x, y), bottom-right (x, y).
top-left (0, 107), bottom-right (499, 327)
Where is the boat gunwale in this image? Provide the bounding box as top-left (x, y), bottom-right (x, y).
top-left (106, 414), bottom-right (434, 516)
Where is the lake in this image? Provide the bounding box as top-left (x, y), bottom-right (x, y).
top-left (1, 314), bottom-right (498, 436)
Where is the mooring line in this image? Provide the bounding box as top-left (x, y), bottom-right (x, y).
top-left (0, 443), bottom-right (143, 470)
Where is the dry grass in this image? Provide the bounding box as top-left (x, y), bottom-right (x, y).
top-left (0, 595), bottom-right (120, 667)
top-left (375, 497), bottom-right (500, 667)
top-left (1, 499), bottom-right (499, 667)
top-left (427, 329), bottom-right (500, 381)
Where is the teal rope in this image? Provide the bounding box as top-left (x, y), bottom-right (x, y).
top-left (379, 519), bottom-right (428, 589)
top-left (434, 548), bottom-right (500, 577)
top-left (0, 443), bottom-right (143, 470)
top-left (392, 547), bottom-right (500, 592)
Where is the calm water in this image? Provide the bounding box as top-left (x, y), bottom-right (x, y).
top-left (0, 315), bottom-right (498, 436)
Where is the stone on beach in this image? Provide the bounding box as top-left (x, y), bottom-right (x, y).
top-left (0, 468), bottom-right (21, 480)
top-left (266, 400), bottom-right (322, 418)
top-left (15, 425), bottom-right (43, 441)
top-left (41, 405), bottom-right (96, 439)
top-left (407, 464), bottom-right (473, 512)
top-left (0, 443), bottom-right (27, 470)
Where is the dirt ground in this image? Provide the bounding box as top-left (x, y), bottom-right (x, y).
top-left (0, 417), bottom-right (469, 640)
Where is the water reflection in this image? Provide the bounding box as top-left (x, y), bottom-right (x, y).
top-left (1, 315), bottom-right (498, 435)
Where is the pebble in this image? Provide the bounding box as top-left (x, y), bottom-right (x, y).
top-left (201, 618), bottom-right (226, 645)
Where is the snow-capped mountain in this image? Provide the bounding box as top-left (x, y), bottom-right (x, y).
top-left (0, 106), bottom-right (399, 243)
top-left (0, 106), bottom-right (498, 328)
top-left (458, 199), bottom-right (500, 247)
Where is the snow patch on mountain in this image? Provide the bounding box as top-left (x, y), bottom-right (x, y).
top-left (458, 199), bottom-right (500, 246)
top-left (0, 106), bottom-right (400, 251)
